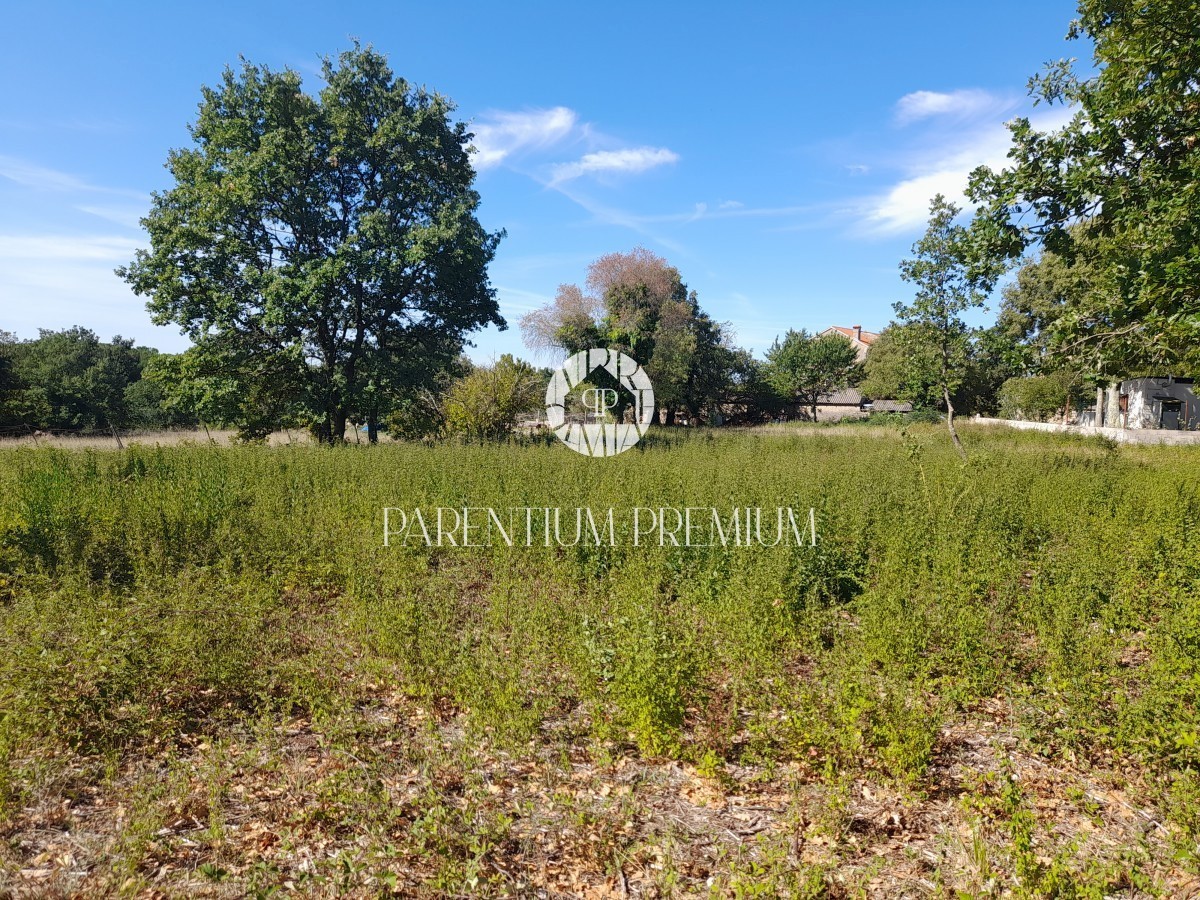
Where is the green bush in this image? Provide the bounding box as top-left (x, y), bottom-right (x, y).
top-left (998, 371), bottom-right (1083, 421)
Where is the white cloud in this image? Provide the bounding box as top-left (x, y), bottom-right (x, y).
top-left (0, 155), bottom-right (146, 198)
top-left (549, 147), bottom-right (679, 184)
top-left (0, 234), bottom-right (142, 260)
top-left (493, 284), bottom-right (555, 314)
top-left (894, 89), bottom-right (1009, 125)
top-left (544, 181), bottom-right (687, 254)
top-left (0, 232), bottom-right (185, 350)
top-left (77, 204), bottom-right (147, 229)
top-left (860, 107), bottom-right (1077, 235)
top-left (469, 107), bottom-right (577, 169)
top-left (864, 169), bottom-right (980, 232)
top-left (0, 155), bottom-right (95, 192)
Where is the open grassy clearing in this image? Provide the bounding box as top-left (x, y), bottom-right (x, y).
top-left (1, 425), bottom-right (1199, 897)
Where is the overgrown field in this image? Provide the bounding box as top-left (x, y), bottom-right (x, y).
top-left (1, 425), bottom-right (1199, 897)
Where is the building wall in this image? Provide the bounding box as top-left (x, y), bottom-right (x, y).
top-left (815, 405), bottom-right (868, 422)
top-left (1121, 378), bottom-right (1199, 430)
top-left (975, 417), bottom-right (1200, 445)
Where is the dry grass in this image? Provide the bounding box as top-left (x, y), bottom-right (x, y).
top-left (1, 428), bottom-right (410, 450)
top-left (2, 687), bottom-right (1190, 898)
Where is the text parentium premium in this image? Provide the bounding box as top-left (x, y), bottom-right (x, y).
top-left (382, 507), bottom-right (817, 548)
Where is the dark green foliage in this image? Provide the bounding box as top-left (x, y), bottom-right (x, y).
top-left (0, 328), bottom-right (189, 432)
top-left (998, 371), bottom-right (1085, 422)
top-left (969, 0), bottom-right (1200, 374)
top-left (119, 45), bottom-right (504, 443)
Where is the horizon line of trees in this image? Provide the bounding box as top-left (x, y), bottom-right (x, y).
top-left (7, 1), bottom-right (1199, 446)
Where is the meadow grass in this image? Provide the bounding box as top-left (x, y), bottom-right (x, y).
top-left (0, 423), bottom-right (1197, 896)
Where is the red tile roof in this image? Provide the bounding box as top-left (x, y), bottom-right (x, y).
top-left (822, 325), bottom-right (879, 345)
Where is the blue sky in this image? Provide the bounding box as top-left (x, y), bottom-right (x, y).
top-left (0, 0), bottom-right (1083, 362)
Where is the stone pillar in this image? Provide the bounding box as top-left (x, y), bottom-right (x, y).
top-left (1106, 383), bottom-right (1123, 429)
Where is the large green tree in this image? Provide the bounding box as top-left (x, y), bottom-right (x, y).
top-left (859, 324), bottom-right (1014, 417)
top-left (968, 0), bottom-right (1200, 374)
top-left (993, 224), bottom-right (1123, 417)
top-left (764, 330), bottom-right (860, 422)
top-left (120, 45), bottom-right (504, 443)
top-left (858, 326), bottom-right (942, 411)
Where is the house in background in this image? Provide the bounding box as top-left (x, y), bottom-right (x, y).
top-left (1120, 377), bottom-right (1198, 430)
top-left (819, 325), bottom-right (878, 363)
top-left (808, 325), bottom-right (911, 421)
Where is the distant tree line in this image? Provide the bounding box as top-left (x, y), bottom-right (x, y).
top-left (0, 328), bottom-right (194, 433)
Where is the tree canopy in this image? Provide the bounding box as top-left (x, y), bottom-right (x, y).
top-left (894, 195), bottom-right (990, 457)
top-left (119, 45), bottom-right (504, 443)
top-left (968, 0), bottom-right (1200, 375)
top-left (520, 248), bottom-right (734, 424)
top-left (764, 330), bottom-right (860, 422)
top-left (0, 328), bottom-right (188, 432)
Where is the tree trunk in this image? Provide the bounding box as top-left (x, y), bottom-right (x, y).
top-left (1095, 387), bottom-right (1105, 426)
top-left (369, 401), bottom-right (380, 444)
top-left (665, 408), bottom-right (676, 426)
top-left (317, 410), bottom-right (348, 444)
top-left (810, 402), bottom-right (818, 423)
top-left (944, 386), bottom-right (967, 461)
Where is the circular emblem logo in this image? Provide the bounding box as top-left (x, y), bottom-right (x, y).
top-left (545, 349), bottom-right (654, 457)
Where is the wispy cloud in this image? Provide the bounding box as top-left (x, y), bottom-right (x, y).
top-left (0, 155), bottom-right (146, 199)
top-left (857, 99), bottom-right (1076, 235)
top-left (0, 156), bottom-right (96, 192)
top-left (467, 105), bottom-right (685, 248)
top-left (543, 180), bottom-right (687, 254)
top-left (894, 89), bottom-right (1013, 125)
top-left (549, 146), bottom-right (679, 184)
top-left (494, 284), bottom-right (555, 314)
top-left (0, 234), bottom-right (142, 260)
top-left (632, 201), bottom-right (822, 225)
top-left (77, 204), bottom-right (146, 229)
top-left (0, 232), bottom-right (184, 349)
top-left (469, 106), bottom-right (680, 190)
top-left (469, 107), bottom-right (577, 169)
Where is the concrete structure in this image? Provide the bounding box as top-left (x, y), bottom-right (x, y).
top-left (975, 417), bottom-right (1200, 445)
top-left (1119, 377), bottom-right (1198, 430)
